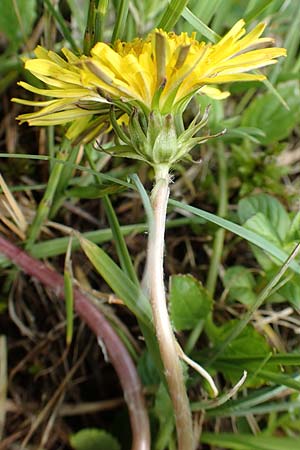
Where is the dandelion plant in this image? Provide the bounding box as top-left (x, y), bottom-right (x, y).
top-left (12, 19), bottom-right (286, 450)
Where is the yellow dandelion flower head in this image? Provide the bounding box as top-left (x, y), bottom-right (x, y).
top-left (82, 19), bottom-right (286, 113)
top-left (13, 19), bottom-right (286, 140)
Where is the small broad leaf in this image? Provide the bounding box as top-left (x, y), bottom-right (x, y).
top-left (212, 321), bottom-right (278, 387)
top-left (238, 194), bottom-right (291, 243)
top-left (224, 266), bottom-right (256, 306)
top-left (70, 428), bottom-right (120, 450)
top-left (169, 274), bottom-right (212, 331)
top-left (242, 213), bottom-right (282, 271)
top-left (278, 277), bottom-right (300, 309)
top-left (287, 211), bottom-right (300, 242)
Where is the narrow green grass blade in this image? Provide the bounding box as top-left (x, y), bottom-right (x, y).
top-left (103, 196), bottom-right (139, 285)
top-left (260, 75), bottom-right (290, 111)
top-left (79, 235), bottom-right (152, 325)
top-left (0, 153), bottom-right (132, 189)
top-left (217, 353), bottom-right (300, 365)
top-left (64, 270), bottom-right (74, 346)
top-left (188, 0), bottom-right (222, 29)
top-left (257, 368), bottom-right (300, 391)
top-left (0, 183), bottom-right (46, 194)
top-left (64, 239), bottom-right (74, 346)
top-left (111, 0), bottom-right (129, 43)
top-left (25, 152), bottom-right (66, 249)
top-left (193, 375), bottom-right (300, 416)
top-left (158, 0), bottom-right (189, 30)
top-left (181, 8), bottom-right (220, 42)
top-left (30, 218), bottom-right (201, 259)
top-left (201, 432), bottom-right (300, 450)
top-left (169, 199), bottom-right (300, 274)
top-left (131, 174), bottom-right (154, 227)
top-left (78, 236), bottom-right (166, 377)
top-left (84, 147), bottom-right (138, 285)
top-left (94, 0), bottom-right (109, 43)
top-left (43, 0), bottom-right (79, 53)
top-left (84, 0), bottom-right (97, 54)
top-left (213, 360), bottom-right (300, 391)
top-left (210, 0), bottom-right (234, 34)
top-left (208, 401), bottom-right (300, 417)
top-left (244, 0), bottom-right (274, 23)
top-left (50, 143), bottom-right (80, 218)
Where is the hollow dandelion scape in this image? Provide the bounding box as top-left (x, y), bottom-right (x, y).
top-left (13, 19), bottom-right (286, 450)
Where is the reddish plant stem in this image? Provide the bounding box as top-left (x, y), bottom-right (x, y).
top-left (0, 234), bottom-right (150, 450)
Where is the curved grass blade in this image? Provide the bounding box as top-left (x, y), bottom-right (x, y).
top-left (201, 432), bottom-right (300, 450)
top-left (79, 235), bottom-right (152, 325)
top-left (31, 218), bottom-right (201, 259)
top-left (169, 199), bottom-right (300, 274)
top-left (181, 8), bottom-right (220, 43)
top-left (0, 153), bottom-right (132, 189)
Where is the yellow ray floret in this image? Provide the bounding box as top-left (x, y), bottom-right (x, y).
top-left (13, 19), bottom-right (286, 132)
top-left (82, 19), bottom-right (285, 112)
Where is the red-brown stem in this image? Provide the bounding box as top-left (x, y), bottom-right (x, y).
top-left (0, 234), bottom-right (150, 450)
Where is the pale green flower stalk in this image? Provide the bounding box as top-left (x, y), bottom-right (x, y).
top-left (14, 20), bottom-right (286, 450)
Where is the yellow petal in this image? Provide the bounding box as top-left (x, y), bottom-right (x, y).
top-left (199, 86), bottom-right (230, 99)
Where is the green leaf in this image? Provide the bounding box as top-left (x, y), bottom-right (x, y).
top-left (30, 218), bottom-right (198, 259)
top-left (244, 0), bottom-right (274, 23)
top-left (242, 213), bottom-right (283, 271)
top-left (287, 211), bottom-right (300, 241)
top-left (241, 83), bottom-right (300, 144)
top-left (158, 0), bottom-right (189, 30)
top-left (224, 266), bottom-right (256, 306)
top-left (79, 236), bottom-right (152, 325)
top-left (66, 0), bottom-right (89, 37)
top-left (278, 277), bottom-right (300, 309)
top-left (64, 266), bottom-right (74, 346)
top-left (169, 274), bottom-right (212, 331)
top-left (243, 213), bottom-right (282, 246)
top-left (43, 0), bottom-right (79, 53)
top-left (169, 199), bottom-right (300, 275)
top-left (0, 0), bottom-right (37, 48)
top-left (112, 0), bottom-right (129, 42)
top-left (211, 321), bottom-right (277, 386)
top-left (181, 8), bottom-right (220, 43)
top-left (201, 432), bottom-right (300, 450)
top-left (238, 194), bottom-right (291, 243)
top-left (137, 350), bottom-right (160, 386)
top-left (70, 428), bottom-right (120, 450)
top-left (68, 184), bottom-right (124, 199)
top-left (102, 196), bottom-right (139, 285)
top-left (153, 383), bottom-right (174, 450)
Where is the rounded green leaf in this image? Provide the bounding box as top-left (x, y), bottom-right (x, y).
top-left (169, 274), bottom-right (212, 331)
top-left (70, 428), bottom-right (120, 450)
